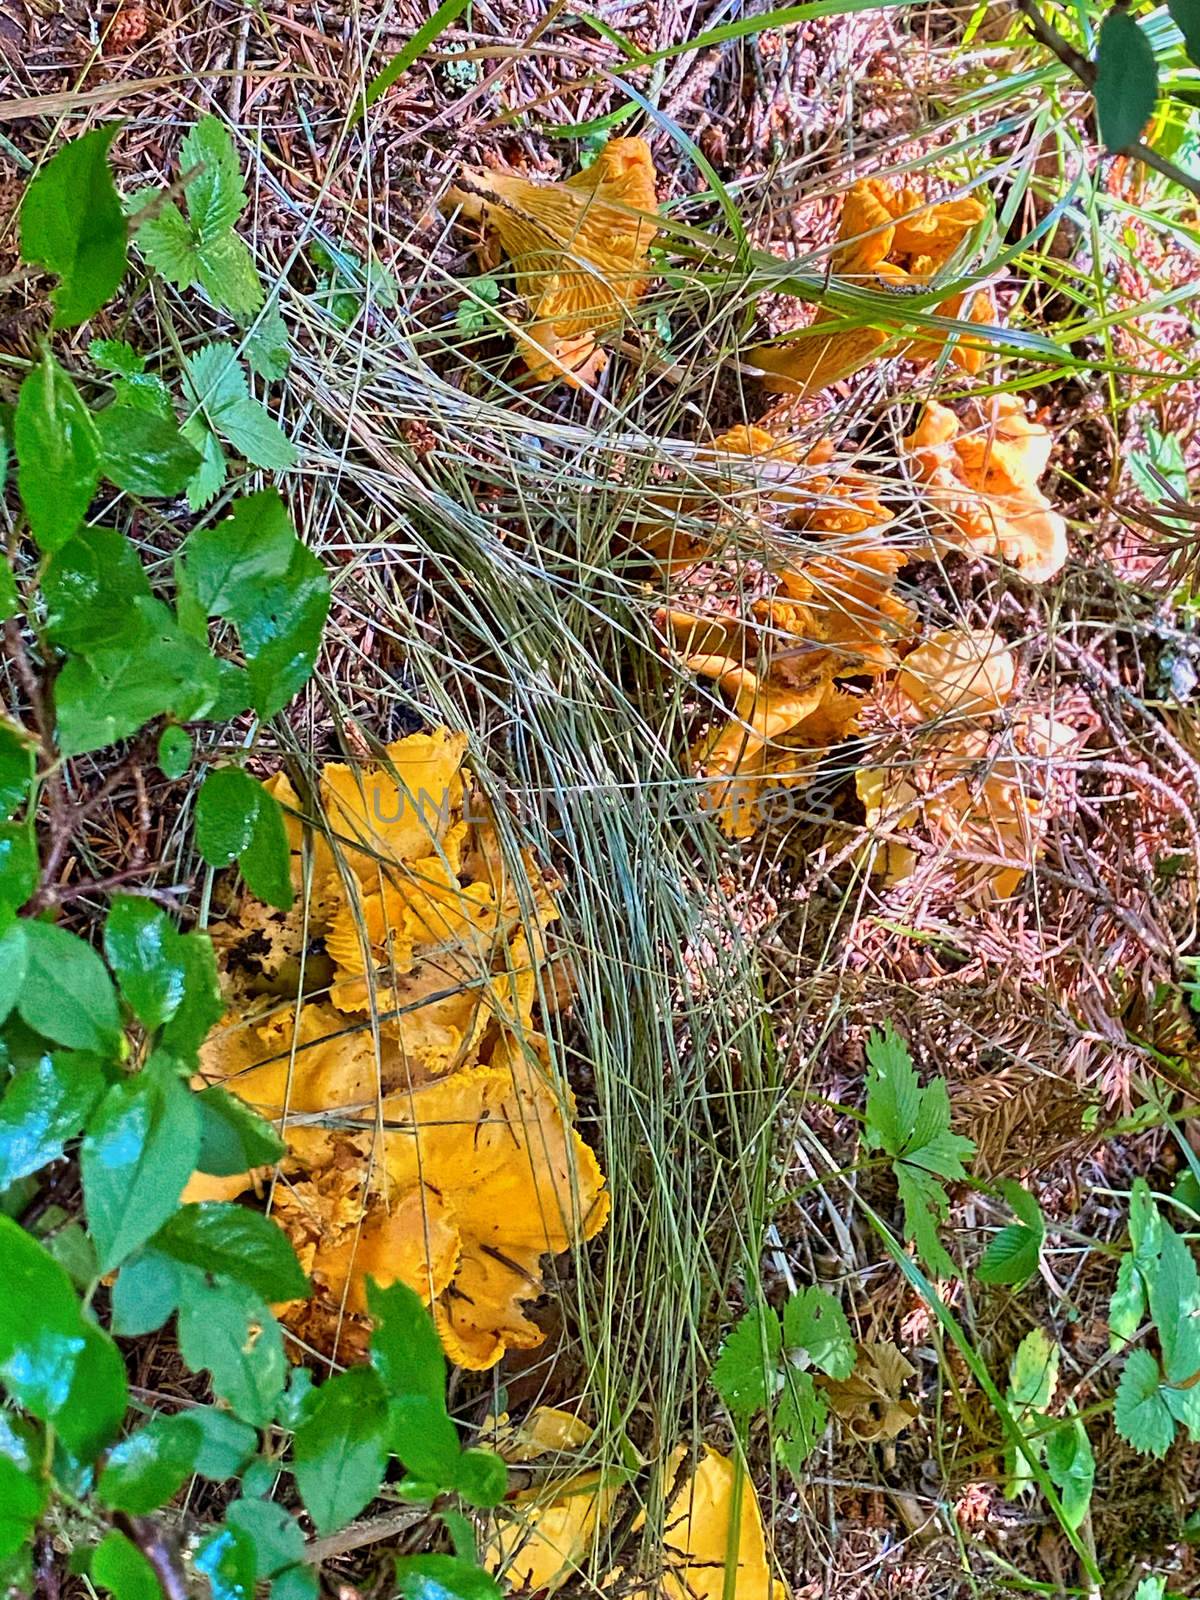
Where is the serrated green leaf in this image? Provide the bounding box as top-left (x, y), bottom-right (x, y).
top-left (895, 1163), bottom-right (957, 1279)
top-left (1110, 1252), bottom-right (1146, 1350)
top-left (82, 1068), bottom-right (202, 1270)
top-left (197, 230), bottom-right (264, 319)
top-left (182, 416), bottom-right (228, 510)
top-left (1045, 1415), bottom-right (1094, 1532)
top-left (98, 1414), bottom-right (202, 1513)
top-left (19, 125), bottom-right (127, 327)
top-left (104, 895), bottom-right (189, 1030)
top-left (137, 202), bottom-right (202, 289)
top-left (1149, 1223), bottom-right (1200, 1385)
top-left (863, 1024), bottom-right (920, 1156)
top-left (0, 1050), bottom-right (105, 1188)
top-left (110, 1250), bottom-right (181, 1337)
top-left (183, 344), bottom-right (294, 473)
top-left (782, 1286), bottom-right (855, 1379)
top-left (90, 338), bottom-right (144, 377)
top-left (293, 1365), bottom-right (390, 1535)
top-left (245, 302), bottom-right (291, 380)
top-left (1114, 1347), bottom-right (1175, 1458)
top-left (774, 1367), bottom-right (827, 1478)
top-left (1094, 11), bottom-right (1158, 152)
top-left (176, 1272), bottom-right (286, 1427)
top-left (710, 1304), bottom-right (782, 1418)
top-left (96, 405), bottom-right (202, 497)
top-left (367, 1277), bottom-right (447, 1405)
top-left (978, 1222), bottom-right (1043, 1288)
top-left (1004, 1328), bottom-right (1059, 1497)
top-left (17, 919), bottom-right (122, 1055)
top-left (151, 1202), bottom-right (308, 1301)
top-left (43, 525), bottom-right (153, 652)
top-left (181, 117), bottom-right (247, 241)
top-left (196, 1085), bottom-right (285, 1176)
top-left (394, 1555), bottom-right (501, 1600)
top-left (91, 1530), bottom-right (164, 1600)
top-left (14, 353), bottom-right (102, 551)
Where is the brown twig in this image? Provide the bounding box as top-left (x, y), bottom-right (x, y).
top-left (113, 1515), bottom-right (190, 1600)
top-left (303, 1506), bottom-right (428, 1565)
top-left (1016, 0), bottom-right (1200, 202)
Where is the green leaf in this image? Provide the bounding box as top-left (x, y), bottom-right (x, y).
top-left (1045, 1415), bottom-right (1094, 1532)
top-left (367, 1278), bottom-right (447, 1405)
top-left (1114, 1347), bottom-right (1175, 1458)
top-left (774, 1367), bottom-right (827, 1477)
top-left (43, 525), bottom-right (153, 652)
top-left (394, 1555), bottom-right (502, 1600)
top-left (710, 1304), bottom-right (782, 1419)
top-left (14, 353), bottom-right (102, 551)
top-left (198, 231), bottom-right (264, 320)
top-left (226, 1497), bottom-right (306, 1578)
top-left (182, 345), bottom-right (295, 473)
top-left (189, 1407), bottom-right (258, 1479)
top-left (98, 1414), bottom-right (202, 1513)
top-left (894, 1163), bottom-right (957, 1280)
top-left (176, 1273), bottom-right (286, 1427)
top-left (195, 1523), bottom-right (256, 1600)
top-left (151, 1203), bottom-right (308, 1301)
top-left (182, 417), bottom-right (228, 511)
top-left (389, 1393), bottom-right (461, 1485)
top-left (0, 921), bottom-right (28, 1026)
top-left (90, 338), bottom-right (145, 377)
top-left (292, 1366), bottom-right (390, 1535)
top-left (0, 1412), bottom-right (47, 1558)
top-left (157, 725), bottom-right (193, 780)
top-left (0, 1215), bottom-right (127, 1458)
top-left (82, 1069), bottom-right (202, 1270)
top-left (0, 823), bottom-right (36, 909)
top-left (196, 768), bottom-right (294, 910)
top-left (1128, 424), bottom-right (1190, 507)
top-left (17, 918), bottom-right (122, 1055)
top-left (181, 117), bottom-right (247, 241)
top-left (19, 125), bottom-right (127, 328)
top-left (863, 1024), bottom-right (920, 1156)
top-left (1110, 1252), bottom-right (1146, 1349)
top-left (196, 1086), bottom-right (286, 1175)
top-left (96, 406), bottom-right (202, 497)
top-left (1168, 0), bottom-right (1200, 65)
top-left (0, 723), bottom-right (34, 819)
top-left (104, 895), bottom-right (190, 1030)
top-left (978, 1181), bottom-right (1045, 1289)
top-left (1004, 1329), bottom-right (1059, 1497)
top-left (157, 934), bottom-right (224, 1061)
top-left (137, 202), bottom-right (200, 288)
top-left (1094, 10), bottom-right (1159, 153)
top-left (182, 489), bottom-right (328, 718)
top-left (0, 1050), bottom-right (105, 1187)
top-left (453, 1449), bottom-right (507, 1509)
top-left (90, 1530), bottom-right (164, 1600)
top-left (245, 302), bottom-right (291, 380)
top-left (110, 1250), bottom-right (181, 1337)
top-left (0, 560), bottom-right (16, 623)
top-left (1148, 1222), bottom-right (1200, 1385)
top-left (53, 596), bottom-right (222, 757)
top-left (782, 1286), bottom-right (854, 1380)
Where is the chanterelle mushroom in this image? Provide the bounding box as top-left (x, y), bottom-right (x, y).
top-left (446, 137), bottom-right (658, 386)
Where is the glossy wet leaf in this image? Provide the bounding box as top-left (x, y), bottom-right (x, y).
top-left (293, 1365), bottom-right (390, 1535)
top-left (0, 1412), bottom-right (47, 1558)
top-left (17, 919), bottom-right (122, 1055)
top-left (195, 1522), bottom-right (257, 1600)
top-left (195, 768), bottom-right (294, 910)
top-left (176, 1273), bottom-right (286, 1427)
top-left (395, 1554), bottom-right (502, 1600)
top-left (82, 1069), bottom-right (202, 1270)
top-left (14, 353), bottom-right (102, 551)
top-left (0, 824), bottom-right (36, 910)
top-left (157, 724), bottom-right (193, 780)
top-left (96, 406), bottom-right (202, 497)
top-left (43, 526), bottom-right (153, 652)
top-left (0, 1050), bottom-right (105, 1188)
top-left (110, 1250), bottom-right (181, 1337)
top-left (151, 1203), bottom-right (308, 1302)
top-left (19, 124), bottom-right (127, 327)
top-left (196, 1086), bottom-right (286, 1175)
top-left (98, 1414), bottom-right (203, 1513)
top-left (104, 895), bottom-right (190, 1031)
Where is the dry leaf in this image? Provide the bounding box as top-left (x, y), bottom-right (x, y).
top-left (447, 138), bottom-right (658, 386)
top-left (631, 1446), bottom-right (774, 1600)
top-left (817, 1341), bottom-right (919, 1442)
top-left (751, 178), bottom-right (994, 395)
top-left (903, 396), bottom-right (1067, 581)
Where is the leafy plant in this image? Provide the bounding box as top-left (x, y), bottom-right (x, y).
top-left (1, 119), bottom-right (503, 1600)
top-left (863, 1025), bottom-right (976, 1279)
top-left (1111, 1179), bottom-right (1200, 1458)
top-left (1002, 1329), bottom-right (1095, 1531)
top-left (978, 1180), bottom-right (1046, 1289)
top-left (711, 1284), bottom-right (855, 1475)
